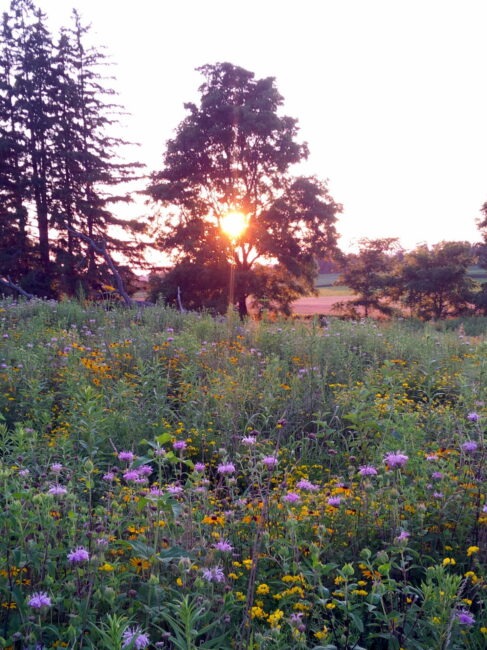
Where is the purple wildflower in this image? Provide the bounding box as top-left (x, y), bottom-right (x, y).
top-left (18, 468), bottom-right (30, 477)
top-left (118, 451), bottom-right (135, 463)
top-left (122, 625), bottom-right (150, 649)
top-left (137, 465), bottom-right (153, 476)
top-left (103, 471), bottom-right (116, 482)
top-left (461, 441), bottom-right (478, 453)
top-left (217, 462), bottom-right (236, 475)
top-left (467, 412), bottom-right (480, 422)
top-left (358, 465), bottom-right (378, 476)
top-left (123, 469), bottom-right (140, 482)
top-left (213, 540), bottom-right (233, 552)
top-left (202, 566), bottom-right (225, 583)
top-left (283, 492), bottom-right (301, 503)
top-left (383, 451), bottom-right (409, 468)
top-left (166, 484), bottom-right (183, 495)
top-left (296, 478), bottom-right (319, 491)
top-left (173, 440), bottom-right (187, 451)
top-left (50, 462), bottom-right (63, 474)
top-left (262, 455), bottom-right (278, 468)
top-left (456, 610), bottom-right (475, 626)
top-left (327, 496), bottom-right (342, 507)
top-left (67, 546), bottom-right (90, 564)
top-left (48, 484), bottom-right (67, 496)
top-left (194, 462), bottom-right (206, 472)
top-left (394, 530), bottom-right (410, 543)
top-left (241, 436), bottom-right (257, 446)
top-left (28, 591), bottom-right (51, 609)
top-left (431, 471), bottom-right (444, 480)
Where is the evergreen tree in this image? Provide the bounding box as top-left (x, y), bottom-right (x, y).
top-left (0, 0), bottom-right (145, 297)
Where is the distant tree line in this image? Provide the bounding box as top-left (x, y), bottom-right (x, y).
top-left (336, 238), bottom-right (487, 319)
top-left (0, 0), bottom-right (144, 298)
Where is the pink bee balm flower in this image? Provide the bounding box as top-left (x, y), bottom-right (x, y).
top-left (67, 546), bottom-right (90, 564)
top-left (296, 478), bottom-right (319, 491)
top-left (173, 440), bottom-right (187, 451)
top-left (213, 539), bottom-right (233, 552)
top-left (358, 465), bottom-right (378, 476)
top-left (383, 451), bottom-right (409, 468)
top-left (28, 591), bottom-right (51, 608)
top-left (202, 566), bottom-right (225, 583)
top-left (118, 451), bottom-right (135, 463)
top-left (48, 484), bottom-right (67, 495)
top-left (262, 455), bottom-right (278, 468)
top-left (327, 496), bottom-right (342, 507)
top-left (122, 626), bottom-right (150, 649)
top-left (194, 462), bottom-right (206, 472)
top-left (456, 610), bottom-right (475, 626)
top-left (461, 440), bottom-right (478, 453)
top-left (283, 492), bottom-right (301, 503)
top-left (217, 462), bottom-right (236, 475)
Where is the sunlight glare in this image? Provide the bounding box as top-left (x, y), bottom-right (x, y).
top-left (220, 211), bottom-right (248, 242)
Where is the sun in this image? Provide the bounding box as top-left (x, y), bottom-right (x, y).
top-left (220, 211), bottom-right (248, 243)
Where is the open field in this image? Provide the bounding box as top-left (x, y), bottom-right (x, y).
top-left (0, 299), bottom-right (485, 648)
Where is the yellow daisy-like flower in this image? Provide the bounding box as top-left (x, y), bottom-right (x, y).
top-left (466, 545), bottom-right (480, 557)
top-left (250, 606), bottom-right (267, 619)
top-left (268, 608), bottom-right (284, 628)
top-left (256, 583), bottom-right (270, 595)
top-left (442, 557), bottom-right (456, 566)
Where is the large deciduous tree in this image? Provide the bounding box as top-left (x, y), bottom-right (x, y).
top-left (147, 62), bottom-right (341, 317)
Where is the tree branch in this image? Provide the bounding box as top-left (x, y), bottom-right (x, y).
top-left (0, 277), bottom-right (36, 300)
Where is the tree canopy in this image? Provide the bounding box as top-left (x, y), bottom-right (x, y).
top-left (147, 62), bottom-right (341, 317)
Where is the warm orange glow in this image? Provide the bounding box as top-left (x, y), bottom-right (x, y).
top-left (220, 211), bottom-right (248, 243)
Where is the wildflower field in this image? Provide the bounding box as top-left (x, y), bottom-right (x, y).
top-left (0, 299), bottom-right (485, 649)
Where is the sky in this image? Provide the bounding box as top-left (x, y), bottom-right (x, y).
top-left (10, 0), bottom-right (487, 252)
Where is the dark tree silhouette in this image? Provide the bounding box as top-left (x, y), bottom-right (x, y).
top-left (148, 62), bottom-right (341, 317)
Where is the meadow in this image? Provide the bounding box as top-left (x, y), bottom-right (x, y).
top-left (0, 299), bottom-right (485, 649)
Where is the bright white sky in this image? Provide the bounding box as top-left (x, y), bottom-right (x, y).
top-left (13, 0), bottom-right (487, 252)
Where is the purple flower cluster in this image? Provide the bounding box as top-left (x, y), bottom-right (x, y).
top-left (123, 464), bottom-right (152, 484)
